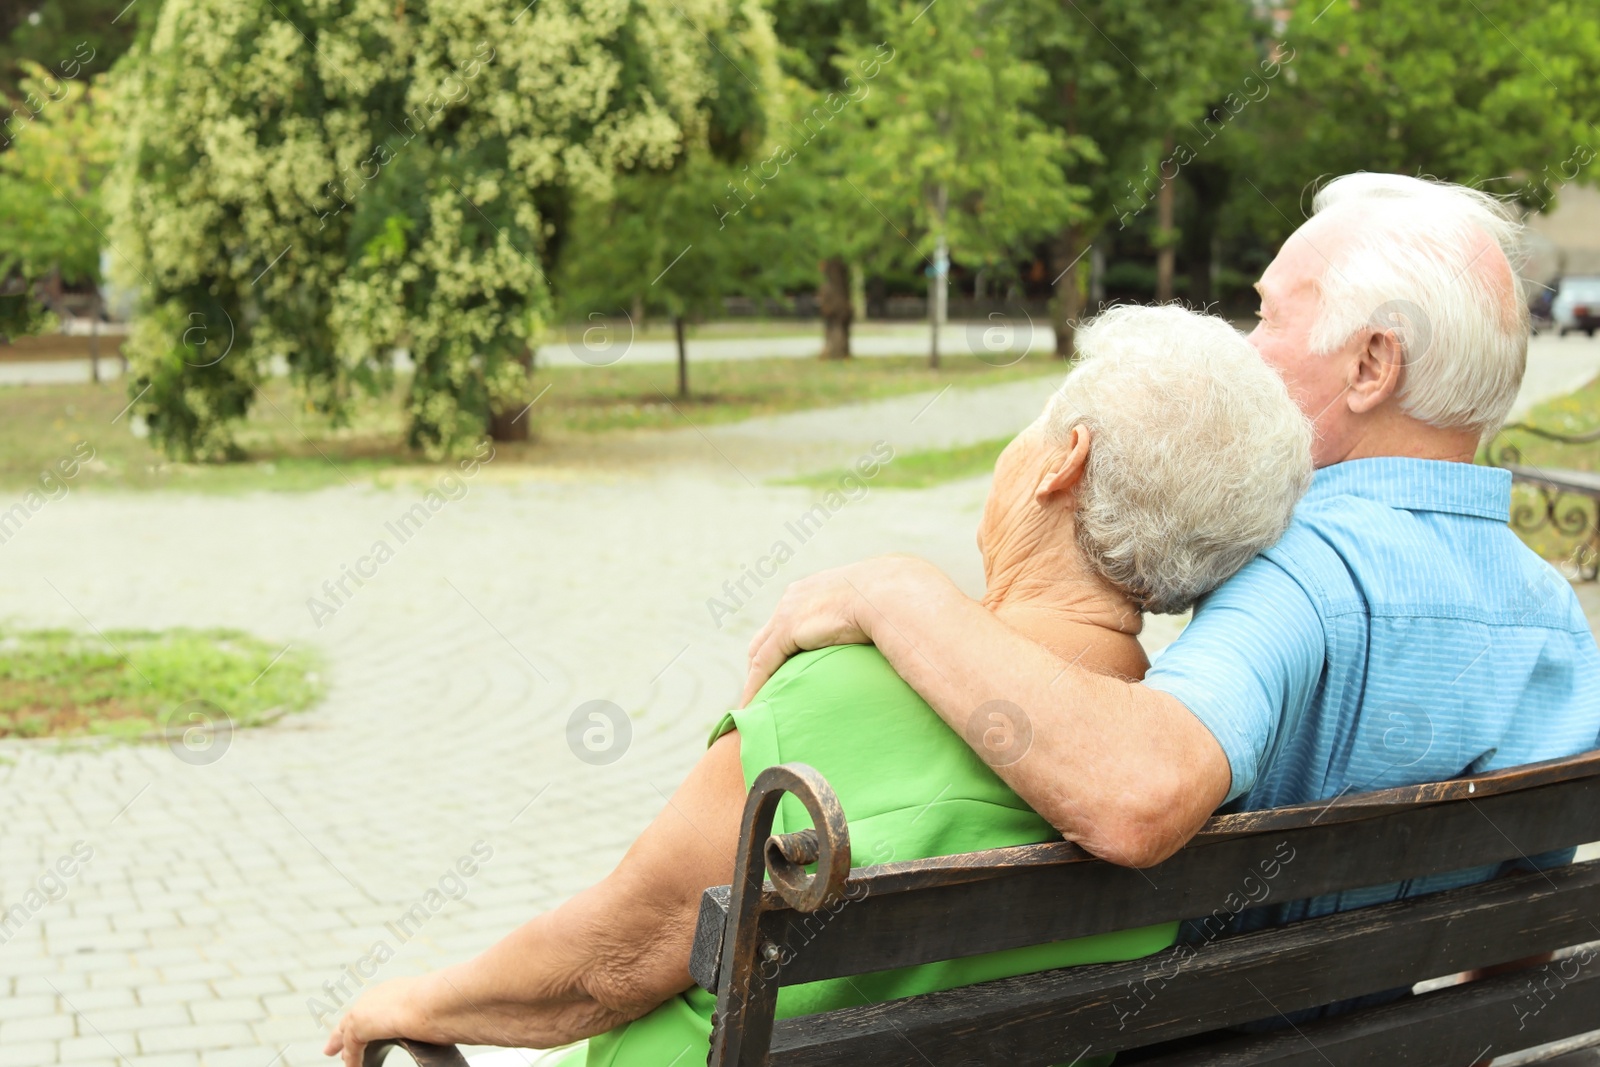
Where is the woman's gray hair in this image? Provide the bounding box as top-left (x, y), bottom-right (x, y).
top-left (1047, 304), bottom-right (1313, 614)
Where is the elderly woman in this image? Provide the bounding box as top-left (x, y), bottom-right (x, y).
top-left (324, 304), bottom-right (1314, 1067)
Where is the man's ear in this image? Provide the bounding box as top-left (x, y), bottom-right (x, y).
top-left (1347, 326), bottom-right (1405, 414)
top-left (1035, 424), bottom-right (1090, 504)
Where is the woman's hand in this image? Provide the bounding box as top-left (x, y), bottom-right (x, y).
top-left (741, 556), bottom-right (950, 706)
top-left (323, 975), bottom-right (430, 1067)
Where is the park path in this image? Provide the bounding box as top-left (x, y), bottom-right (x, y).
top-left (0, 392), bottom-right (1014, 1066)
top-left (2, 342), bottom-right (1599, 1066)
top-left (0, 322), bottom-right (1027, 386)
top-left (8, 327), bottom-right (1600, 388)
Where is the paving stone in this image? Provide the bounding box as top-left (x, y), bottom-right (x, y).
top-left (136, 1023), bottom-right (255, 1055)
top-left (60, 1035), bottom-right (129, 1061)
top-left (0, 1041), bottom-right (59, 1066)
top-left (136, 983), bottom-right (216, 1007)
top-left (0, 1013), bottom-right (76, 1042)
top-left (188, 998), bottom-right (266, 1025)
top-left (0, 994), bottom-right (59, 1019)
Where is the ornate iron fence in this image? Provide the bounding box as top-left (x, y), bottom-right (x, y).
top-left (1486, 421), bottom-right (1600, 580)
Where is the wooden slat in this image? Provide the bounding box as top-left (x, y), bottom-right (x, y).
top-left (760, 859), bottom-right (1600, 1067)
top-left (693, 776), bottom-right (1600, 989)
top-left (1196, 746), bottom-right (1600, 838)
top-left (1132, 954), bottom-right (1600, 1066)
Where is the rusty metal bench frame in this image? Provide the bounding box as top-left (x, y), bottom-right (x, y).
top-left (1489, 421), bottom-right (1600, 579)
top-left (367, 749), bottom-right (1600, 1067)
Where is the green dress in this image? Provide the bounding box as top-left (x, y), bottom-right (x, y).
top-left (551, 645), bottom-right (1176, 1066)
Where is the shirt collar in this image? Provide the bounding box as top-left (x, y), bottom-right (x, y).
top-left (1304, 456), bottom-right (1511, 522)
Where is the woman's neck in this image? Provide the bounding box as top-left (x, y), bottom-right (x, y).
top-left (982, 552), bottom-right (1148, 680)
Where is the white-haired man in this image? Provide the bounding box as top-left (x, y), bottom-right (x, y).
top-left (742, 174), bottom-right (1600, 1013)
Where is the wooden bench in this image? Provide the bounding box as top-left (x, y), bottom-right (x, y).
top-left (367, 749), bottom-right (1600, 1067)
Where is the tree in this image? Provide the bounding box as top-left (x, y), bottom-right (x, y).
top-left (559, 150), bottom-right (791, 397)
top-left (1233, 0), bottom-right (1600, 242)
top-left (0, 61), bottom-right (113, 339)
top-left (1013, 0), bottom-right (1255, 354)
top-left (106, 0), bottom-right (775, 460)
top-left (0, 0), bottom-right (137, 108)
top-left (840, 0), bottom-right (1087, 365)
top-left (760, 0), bottom-right (883, 360)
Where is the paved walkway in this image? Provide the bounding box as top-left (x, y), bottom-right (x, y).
top-left (8, 328), bottom-right (1600, 387)
top-left (3, 343), bottom-right (1599, 1066)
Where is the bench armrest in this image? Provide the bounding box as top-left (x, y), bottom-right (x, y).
top-left (362, 1038), bottom-right (471, 1066)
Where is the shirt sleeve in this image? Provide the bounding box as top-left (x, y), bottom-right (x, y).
top-left (1142, 556), bottom-right (1326, 804)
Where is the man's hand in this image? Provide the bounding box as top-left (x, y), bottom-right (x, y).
top-left (323, 975), bottom-right (429, 1067)
top-left (742, 557), bottom-right (952, 706)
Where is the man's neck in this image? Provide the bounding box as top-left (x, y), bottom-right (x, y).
top-left (1321, 412), bottom-right (1482, 467)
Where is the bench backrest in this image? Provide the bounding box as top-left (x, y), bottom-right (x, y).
top-left (693, 750), bottom-right (1600, 1066)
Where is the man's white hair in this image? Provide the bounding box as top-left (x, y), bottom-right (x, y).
top-left (1049, 304), bottom-right (1313, 615)
top-left (1308, 173), bottom-right (1528, 433)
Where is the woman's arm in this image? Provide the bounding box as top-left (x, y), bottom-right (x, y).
top-left (742, 557), bottom-right (1232, 868)
top-left (325, 732), bottom-right (747, 1066)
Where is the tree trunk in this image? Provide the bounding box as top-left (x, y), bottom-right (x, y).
top-left (675, 314), bottom-right (689, 398)
top-left (818, 256), bottom-right (852, 360)
top-left (487, 345), bottom-right (534, 442)
top-left (88, 292), bottom-right (100, 385)
top-left (1052, 223), bottom-right (1088, 359)
top-left (1156, 135), bottom-right (1176, 302)
top-left (929, 184), bottom-right (949, 369)
top-left (1182, 163), bottom-right (1231, 307)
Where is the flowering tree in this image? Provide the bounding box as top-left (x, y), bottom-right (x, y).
top-left (107, 0), bottom-right (774, 459)
top-left (0, 58), bottom-right (112, 338)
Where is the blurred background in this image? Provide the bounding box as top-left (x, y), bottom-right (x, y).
top-left (0, 1), bottom-right (1598, 1064)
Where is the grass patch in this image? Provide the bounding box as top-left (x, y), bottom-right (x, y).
top-left (1480, 374), bottom-right (1600, 563)
top-left (0, 351), bottom-right (1063, 493)
top-left (782, 435), bottom-right (1012, 491)
top-left (0, 628), bottom-right (322, 742)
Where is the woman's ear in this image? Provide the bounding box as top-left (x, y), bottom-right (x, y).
top-left (1035, 424), bottom-right (1090, 504)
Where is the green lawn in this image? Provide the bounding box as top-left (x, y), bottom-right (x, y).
top-left (781, 435), bottom-right (1013, 491)
top-left (0, 351), bottom-right (1063, 493)
top-left (0, 627), bottom-right (322, 743)
top-left (1481, 375), bottom-right (1600, 565)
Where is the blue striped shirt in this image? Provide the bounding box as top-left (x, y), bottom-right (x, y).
top-left (1145, 456), bottom-right (1600, 930)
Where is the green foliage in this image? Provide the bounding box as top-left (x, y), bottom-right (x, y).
top-left (781, 433), bottom-right (1011, 490)
top-left (0, 0), bottom-right (131, 106)
top-left (1017, 0), bottom-right (1257, 237)
top-left (0, 291), bottom-right (55, 338)
top-left (0, 627), bottom-right (322, 741)
top-left (840, 0), bottom-right (1088, 271)
top-left (1230, 0), bottom-right (1600, 243)
top-left (107, 0), bottom-right (777, 460)
top-left (560, 149), bottom-right (792, 328)
top-left (0, 59), bottom-right (113, 330)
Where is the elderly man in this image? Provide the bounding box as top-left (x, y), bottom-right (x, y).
top-left (744, 174), bottom-right (1600, 940)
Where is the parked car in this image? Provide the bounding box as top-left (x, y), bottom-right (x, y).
top-left (1530, 285), bottom-right (1555, 334)
top-left (1553, 276), bottom-right (1600, 336)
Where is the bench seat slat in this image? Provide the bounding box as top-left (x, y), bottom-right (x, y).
top-left (1129, 957), bottom-right (1600, 1066)
top-left (759, 859), bottom-right (1600, 1067)
top-left (694, 777), bottom-right (1600, 990)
